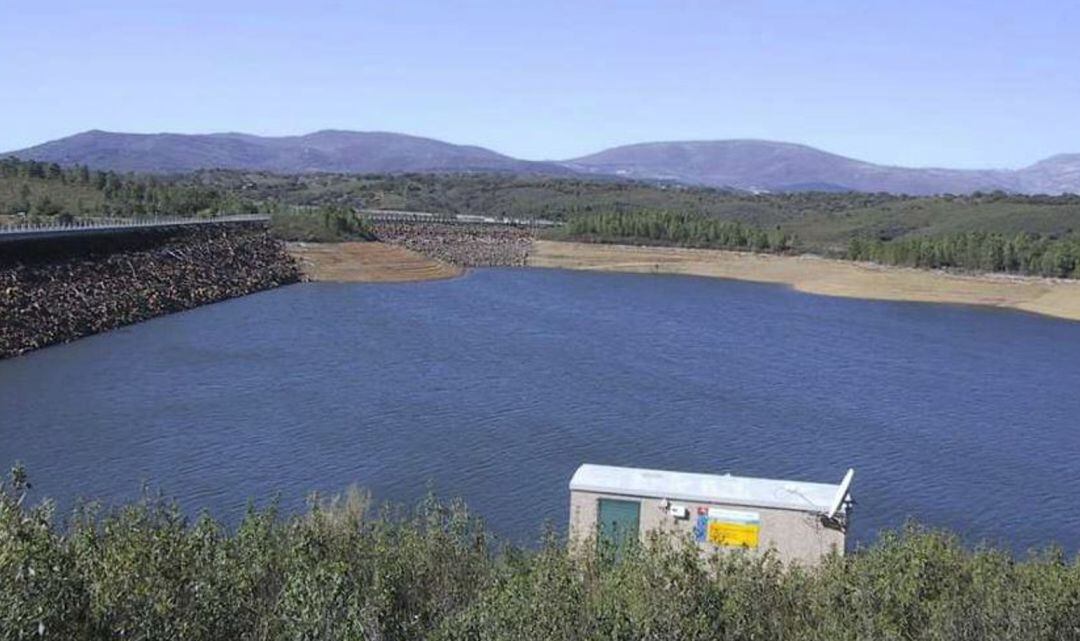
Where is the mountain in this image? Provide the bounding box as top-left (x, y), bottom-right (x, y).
top-left (5, 131), bottom-right (1078, 195)
top-left (4, 129), bottom-right (569, 175)
top-left (1015, 154), bottom-right (1080, 195)
top-left (562, 140), bottom-right (1031, 196)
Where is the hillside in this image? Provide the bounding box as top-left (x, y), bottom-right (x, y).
top-left (5, 129), bottom-right (569, 175)
top-left (6, 131), bottom-right (1080, 195)
top-left (564, 140), bottom-right (1032, 195)
top-left (1017, 154), bottom-right (1080, 194)
top-left (3, 162), bottom-right (1079, 254)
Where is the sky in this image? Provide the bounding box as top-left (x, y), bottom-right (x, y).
top-left (1, 0), bottom-right (1078, 168)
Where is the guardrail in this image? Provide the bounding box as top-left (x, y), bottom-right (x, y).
top-left (358, 209), bottom-right (562, 228)
top-left (0, 215), bottom-right (270, 242)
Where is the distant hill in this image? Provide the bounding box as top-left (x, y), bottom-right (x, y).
top-left (562, 140), bottom-right (1036, 196)
top-left (1015, 154), bottom-right (1080, 195)
top-left (4, 130), bottom-right (570, 175)
top-left (5, 131), bottom-right (1079, 195)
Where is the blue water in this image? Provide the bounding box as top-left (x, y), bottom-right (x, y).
top-left (2, 268), bottom-right (1079, 553)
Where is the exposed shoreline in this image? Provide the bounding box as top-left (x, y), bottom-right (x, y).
top-left (528, 240), bottom-right (1080, 322)
top-left (288, 241), bottom-right (462, 282)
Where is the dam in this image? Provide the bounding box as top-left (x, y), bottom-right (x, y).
top-left (0, 215), bottom-right (300, 359)
top-left (0, 214), bottom-right (271, 243)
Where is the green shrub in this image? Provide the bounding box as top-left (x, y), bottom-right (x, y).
top-left (2, 466), bottom-right (1079, 641)
top-left (270, 206), bottom-right (375, 243)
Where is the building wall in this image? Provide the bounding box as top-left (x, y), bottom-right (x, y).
top-left (569, 490), bottom-right (845, 566)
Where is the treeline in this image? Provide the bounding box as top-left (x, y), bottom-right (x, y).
top-left (2, 468), bottom-right (1078, 640)
top-left (190, 170), bottom-right (929, 226)
top-left (0, 157), bottom-right (256, 219)
top-left (565, 211), bottom-right (796, 253)
top-left (848, 232), bottom-right (1080, 278)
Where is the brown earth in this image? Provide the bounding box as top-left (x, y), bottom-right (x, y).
top-left (288, 242), bottom-right (462, 282)
top-left (528, 240), bottom-right (1080, 322)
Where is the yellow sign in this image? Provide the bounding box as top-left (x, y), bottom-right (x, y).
top-left (707, 520), bottom-right (760, 548)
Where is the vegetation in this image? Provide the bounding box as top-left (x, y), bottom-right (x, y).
top-left (162, 171), bottom-right (925, 228)
top-left (0, 158), bottom-right (256, 220)
top-left (564, 211), bottom-right (795, 253)
top-left (3, 466), bottom-right (1079, 641)
top-left (784, 192), bottom-right (1080, 253)
top-left (848, 232), bottom-right (1080, 278)
top-left (181, 172), bottom-right (1080, 250)
top-left (6, 159), bottom-right (1079, 245)
top-left (269, 205), bottom-right (375, 243)
top-left (562, 210), bottom-right (1080, 278)
top-left (5, 157), bottom-right (1080, 277)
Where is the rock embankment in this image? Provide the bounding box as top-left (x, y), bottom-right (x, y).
top-left (0, 226), bottom-right (301, 359)
top-left (370, 222), bottom-right (533, 267)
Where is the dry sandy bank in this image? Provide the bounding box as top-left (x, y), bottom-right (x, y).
top-left (287, 242), bottom-right (462, 283)
top-left (528, 240), bottom-right (1080, 322)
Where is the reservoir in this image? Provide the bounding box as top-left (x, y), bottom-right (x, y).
top-left (2, 268), bottom-right (1078, 552)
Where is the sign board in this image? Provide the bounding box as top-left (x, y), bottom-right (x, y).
top-left (695, 509), bottom-right (760, 548)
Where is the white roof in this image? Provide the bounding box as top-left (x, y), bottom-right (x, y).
top-left (569, 464), bottom-right (846, 513)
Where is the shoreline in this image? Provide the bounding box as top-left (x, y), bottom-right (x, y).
top-left (287, 241), bottom-right (463, 283)
top-left (528, 240), bottom-right (1080, 322)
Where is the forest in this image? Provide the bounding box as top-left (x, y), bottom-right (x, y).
top-left (0, 158), bottom-right (256, 219)
top-left (563, 211), bottom-right (795, 253)
top-left (559, 211), bottom-right (1080, 279)
top-left (4, 156), bottom-right (1080, 277)
top-left (847, 231), bottom-right (1080, 279)
top-left (2, 466), bottom-right (1078, 641)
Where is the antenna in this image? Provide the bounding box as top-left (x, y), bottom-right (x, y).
top-left (826, 468), bottom-right (855, 520)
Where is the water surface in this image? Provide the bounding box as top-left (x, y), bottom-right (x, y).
top-left (2, 268), bottom-right (1078, 552)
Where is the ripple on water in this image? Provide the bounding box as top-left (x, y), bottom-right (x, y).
top-left (1, 269), bottom-right (1079, 552)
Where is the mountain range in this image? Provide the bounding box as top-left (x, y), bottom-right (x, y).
top-left (6, 130), bottom-right (1080, 195)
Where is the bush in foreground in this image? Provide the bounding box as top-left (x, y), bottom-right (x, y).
top-left (2, 466), bottom-right (1079, 640)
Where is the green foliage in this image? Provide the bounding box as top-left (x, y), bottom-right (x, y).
top-left (0, 157), bottom-right (258, 219)
top-left (786, 195), bottom-right (1080, 253)
top-left (848, 231), bottom-right (1080, 278)
top-left (565, 211), bottom-right (796, 253)
top-left (179, 172), bottom-right (1080, 269)
top-left (183, 170), bottom-right (915, 226)
top-left (2, 466), bottom-right (1080, 640)
top-left (269, 205), bottom-right (375, 242)
top-left (5, 157), bottom-right (1080, 276)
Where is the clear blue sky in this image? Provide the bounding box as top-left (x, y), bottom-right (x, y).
top-left (1, 0), bottom-right (1077, 168)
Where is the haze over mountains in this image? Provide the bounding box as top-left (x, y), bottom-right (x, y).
top-left (6, 130), bottom-right (570, 176)
top-left (6, 130), bottom-right (1080, 195)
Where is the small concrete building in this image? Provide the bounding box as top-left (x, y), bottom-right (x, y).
top-left (569, 464), bottom-right (852, 565)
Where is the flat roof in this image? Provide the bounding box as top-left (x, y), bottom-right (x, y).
top-left (569, 464), bottom-right (845, 513)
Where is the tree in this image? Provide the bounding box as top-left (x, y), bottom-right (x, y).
top-left (31, 195), bottom-right (63, 217)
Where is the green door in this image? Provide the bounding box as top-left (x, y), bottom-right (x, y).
top-left (597, 498), bottom-right (640, 555)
